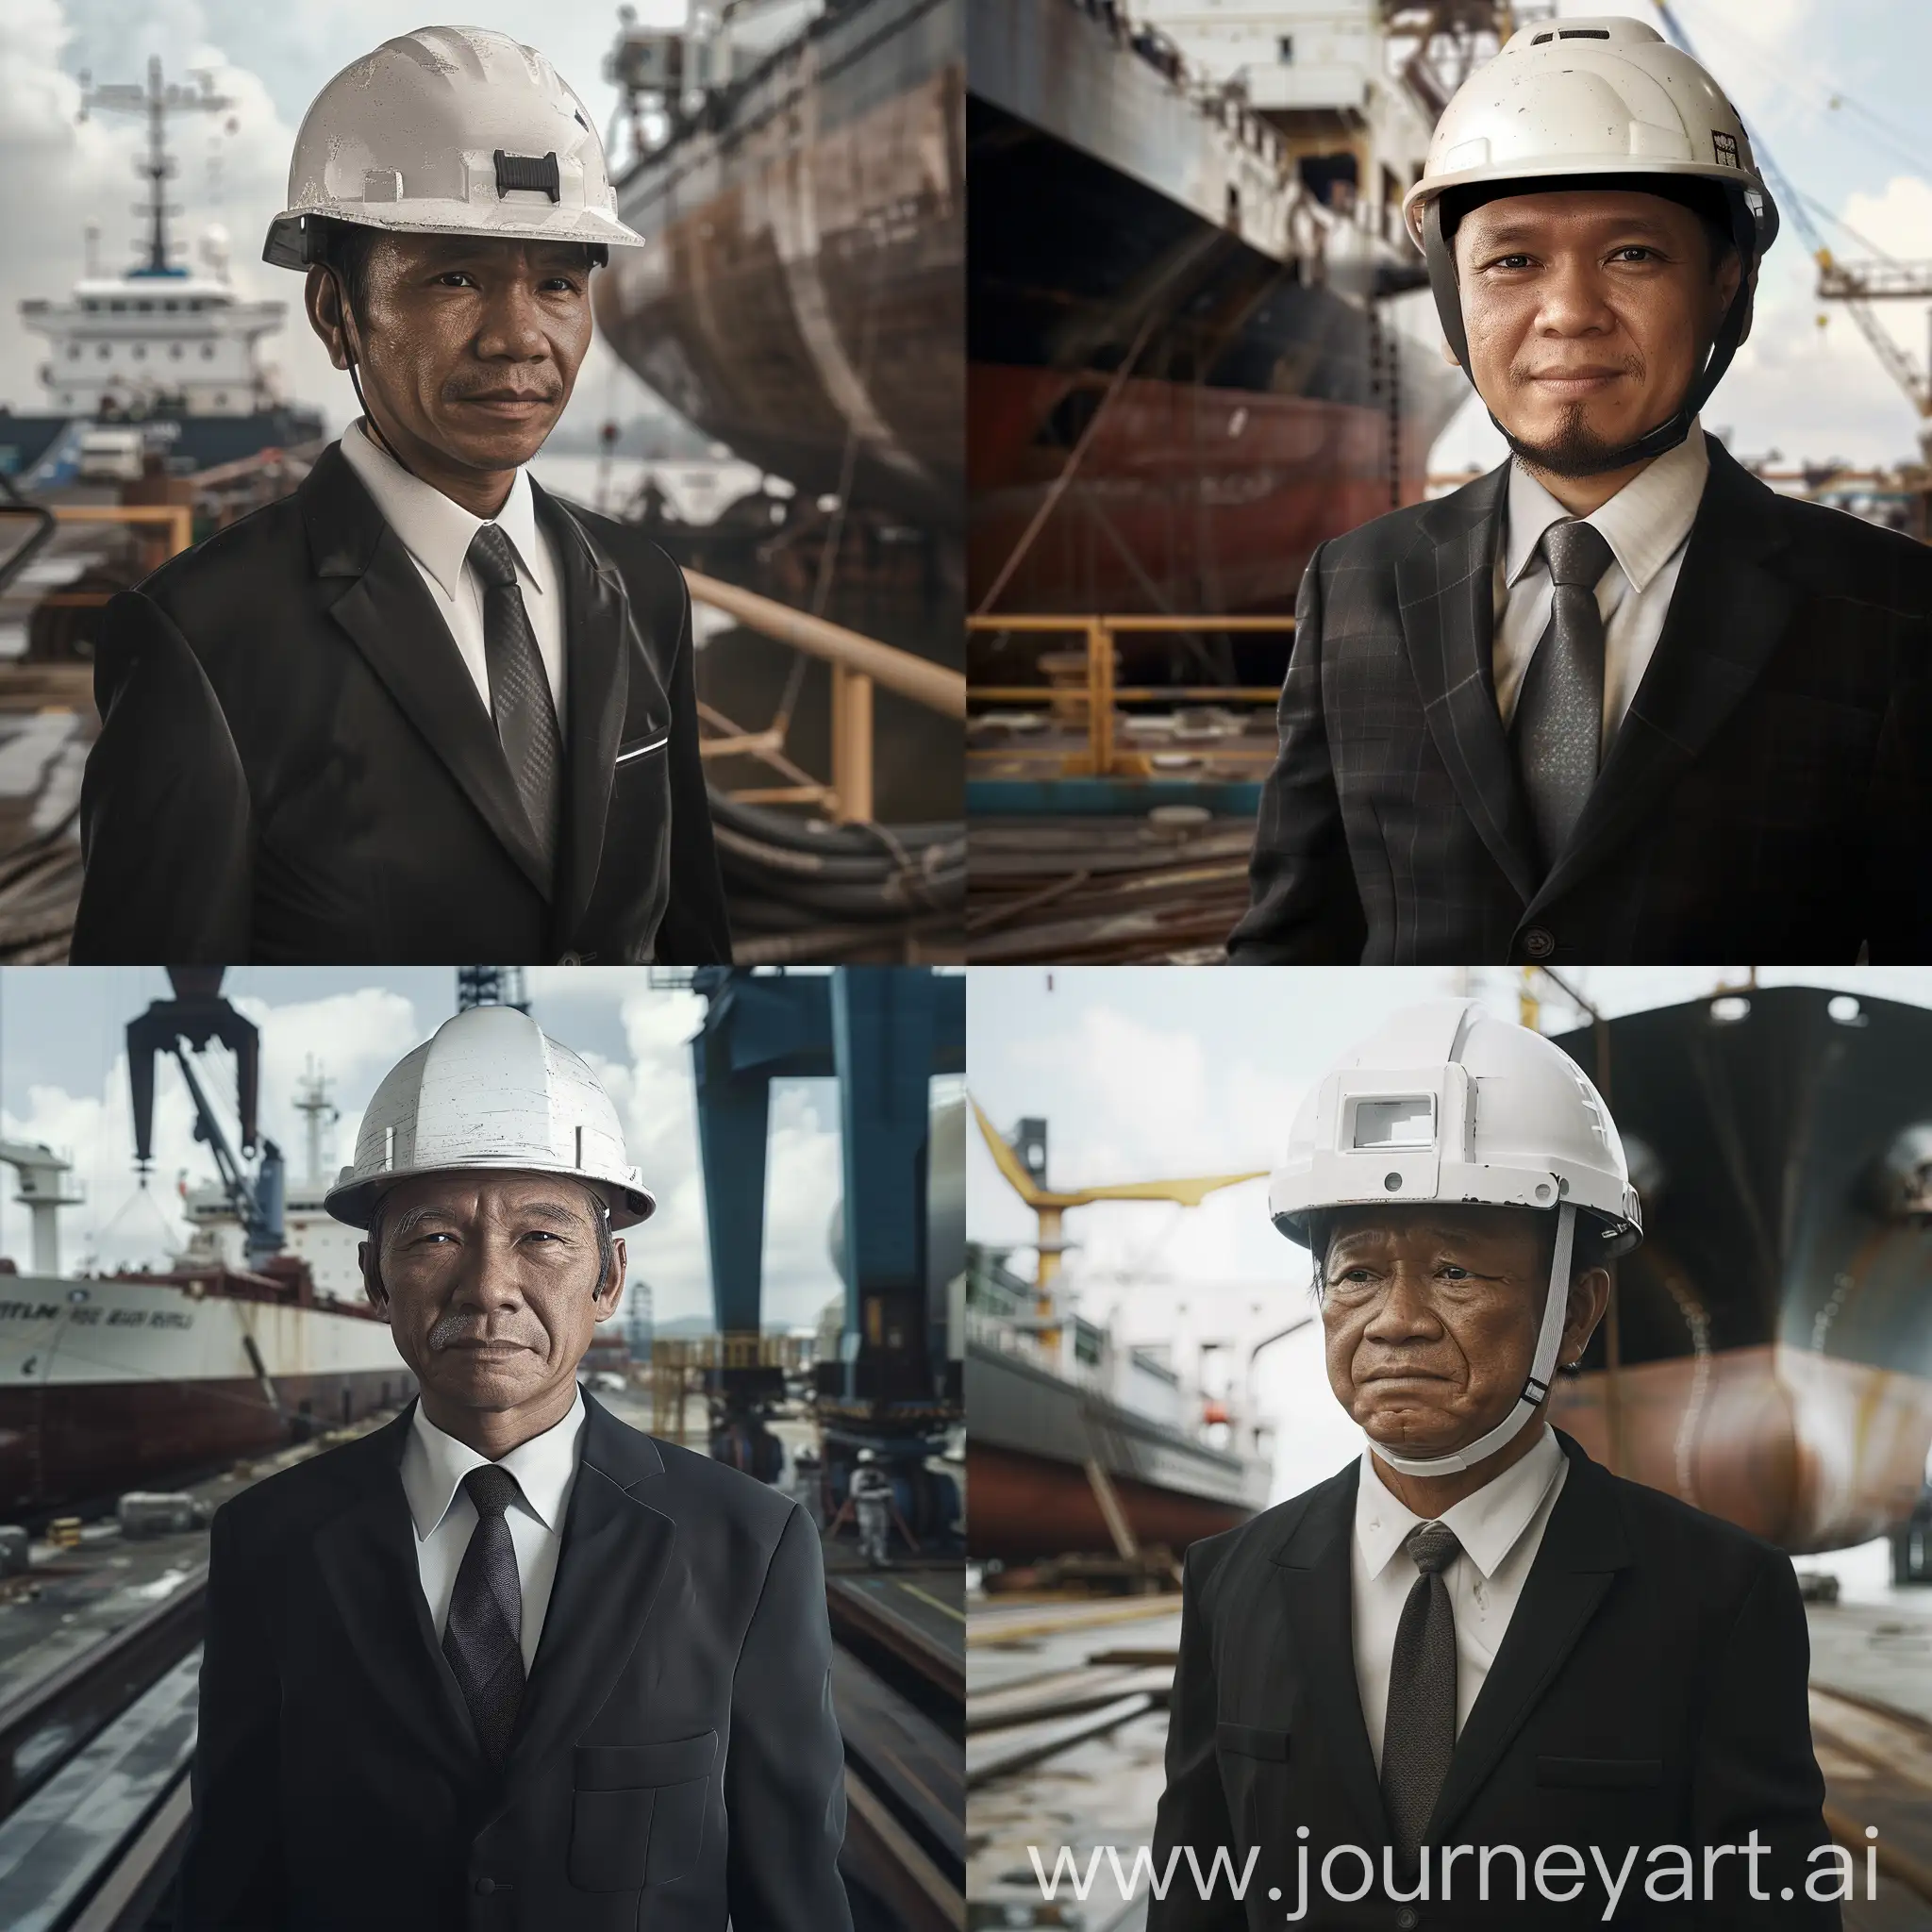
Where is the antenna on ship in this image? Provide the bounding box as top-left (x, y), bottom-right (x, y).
top-left (292, 1059), bottom-right (340, 1189)
top-left (75, 55), bottom-right (234, 276)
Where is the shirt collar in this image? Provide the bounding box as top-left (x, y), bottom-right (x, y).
top-left (341, 418), bottom-right (547, 604)
top-left (1355, 1422), bottom-right (1565, 1583)
top-left (1504, 421), bottom-right (1710, 595)
top-left (400, 1385), bottom-right (586, 1541)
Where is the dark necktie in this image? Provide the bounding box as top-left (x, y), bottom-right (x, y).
top-left (1380, 1520), bottom-right (1462, 1865)
top-left (441, 1463), bottom-right (525, 1768)
top-left (467, 523), bottom-right (564, 873)
top-left (1512, 518), bottom-right (1614, 873)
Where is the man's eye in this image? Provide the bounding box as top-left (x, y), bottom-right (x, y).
top-left (1439, 1265), bottom-right (1471, 1280)
top-left (438, 272), bottom-right (477, 288)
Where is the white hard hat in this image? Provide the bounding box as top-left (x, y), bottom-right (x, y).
top-left (262, 25), bottom-right (644, 273)
top-left (1272, 1000), bottom-right (1641, 1476)
top-left (857, 1449), bottom-right (877, 1464)
top-left (325, 1005), bottom-right (653, 1230)
top-left (1402, 16), bottom-right (1778, 468)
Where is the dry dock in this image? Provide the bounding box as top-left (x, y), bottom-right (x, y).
top-left (0, 1389), bottom-right (963, 1932)
top-left (966, 1583), bottom-right (1932, 1929)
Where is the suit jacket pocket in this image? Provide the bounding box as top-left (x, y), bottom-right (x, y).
top-left (613, 732), bottom-right (669, 769)
top-left (569, 1733), bottom-right (718, 1892)
top-left (1217, 1722), bottom-right (1290, 1763)
top-left (1537, 1756), bottom-right (1661, 1790)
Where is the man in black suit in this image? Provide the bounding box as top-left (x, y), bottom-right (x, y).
top-left (1148, 999), bottom-right (1840, 1928)
top-left (1229, 17), bottom-right (1932, 965)
top-left (72, 25), bottom-right (729, 965)
top-left (176, 1004), bottom-right (851, 1931)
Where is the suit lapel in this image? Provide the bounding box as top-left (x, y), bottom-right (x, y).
top-left (312, 1406), bottom-right (483, 1781)
top-left (1526, 439), bottom-right (1794, 915)
top-left (489, 1394), bottom-right (677, 1807)
top-left (1424, 1432), bottom-right (1630, 1843)
top-left (535, 486), bottom-right (630, 945)
top-left (299, 444), bottom-right (554, 901)
top-left (1393, 465), bottom-right (1542, 908)
top-left (1267, 1462), bottom-right (1388, 1840)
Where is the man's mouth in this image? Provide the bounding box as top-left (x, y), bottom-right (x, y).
top-left (456, 391), bottom-right (556, 414)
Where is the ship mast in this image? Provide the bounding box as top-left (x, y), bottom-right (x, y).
top-left (76, 56), bottom-right (234, 276)
top-left (292, 1060), bottom-right (340, 1190)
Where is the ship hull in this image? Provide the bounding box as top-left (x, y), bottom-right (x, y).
top-left (1549, 986), bottom-right (1932, 1555)
top-left (966, 3), bottom-right (1468, 616)
top-left (597, 0), bottom-right (964, 524)
top-left (0, 1274), bottom-right (412, 1513)
top-left (964, 1337), bottom-right (1268, 1559)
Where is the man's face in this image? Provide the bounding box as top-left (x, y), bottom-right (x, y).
top-left (1320, 1204), bottom-right (1598, 1457)
top-left (1454, 189), bottom-right (1743, 474)
top-left (360, 1171), bottom-right (625, 1418)
top-left (307, 233), bottom-right (593, 476)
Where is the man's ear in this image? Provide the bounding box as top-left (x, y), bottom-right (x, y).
top-left (358, 1239), bottom-right (390, 1317)
top-left (305, 265), bottom-right (353, 372)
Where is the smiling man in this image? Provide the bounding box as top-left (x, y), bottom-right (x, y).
top-left (1229, 16), bottom-right (1932, 967)
top-left (1147, 1001), bottom-right (1840, 1929)
top-left (175, 1005), bottom-right (851, 1931)
top-left (71, 27), bottom-right (728, 966)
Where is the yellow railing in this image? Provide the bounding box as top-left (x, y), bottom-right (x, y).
top-left (965, 612), bottom-right (1293, 777)
top-left (684, 568), bottom-right (965, 825)
top-left (644, 1331), bottom-right (817, 1440)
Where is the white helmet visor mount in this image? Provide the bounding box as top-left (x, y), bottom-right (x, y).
top-left (1271, 1000), bottom-right (1641, 1476)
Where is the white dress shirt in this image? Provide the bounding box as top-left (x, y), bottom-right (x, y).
top-left (339, 418), bottom-right (566, 718)
top-left (399, 1386), bottom-right (586, 1674)
top-left (1491, 423), bottom-right (1709, 750)
top-left (1351, 1423), bottom-right (1568, 1775)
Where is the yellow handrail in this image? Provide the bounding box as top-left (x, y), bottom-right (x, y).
top-left (966, 612), bottom-right (1295, 778)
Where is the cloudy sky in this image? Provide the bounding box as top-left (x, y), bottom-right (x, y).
top-left (0, 965), bottom-right (857, 1333)
top-left (1434, 0), bottom-right (1932, 471)
top-left (5, 2), bottom-right (1932, 467)
top-left (967, 963), bottom-right (1932, 1520)
top-left (0, 0), bottom-right (691, 442)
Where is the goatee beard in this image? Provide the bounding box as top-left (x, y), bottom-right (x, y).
top-left (1507, 402), bottom-right (1650, 479)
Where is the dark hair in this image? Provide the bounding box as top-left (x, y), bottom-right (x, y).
top-left (365, 1177), bottom-right (616, 1298)
top-left (1440, 174), bottom-right (1740, 274)
top-left (313, 219), bottom-right (383, 318)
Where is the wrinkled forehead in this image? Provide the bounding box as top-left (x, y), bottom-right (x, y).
top-left (375, 1169), bottom-right (607, 1230)
top-left (1453, 184), bottom-right (1713, 249)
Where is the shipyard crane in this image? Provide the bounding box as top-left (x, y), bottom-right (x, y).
top-left (1648, 2), bottom-right (1932, 458)
top-left (970, 1098), bottom-right (1264, 1341)
top-left (126, 969), bottom-right (285, 1271)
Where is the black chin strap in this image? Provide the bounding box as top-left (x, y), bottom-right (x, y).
top-left (1422, 191), bottom-right (1760, 474)
top-left (318, 248), bottom-right (423, 482)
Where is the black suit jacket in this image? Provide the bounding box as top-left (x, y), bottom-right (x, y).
top-left (1228, 437), bottom-right (1932, 964)
top-left (175, 1392), bottom-right (852, 1932)
top-left (71, 444), bottom-right (730, 964)
top-left (1148, 1432), bottom-right (1839, 1930)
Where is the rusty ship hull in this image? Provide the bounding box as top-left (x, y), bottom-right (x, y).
top-left (967, 0), bottom-right (1468, 617)
top-left (595, 0), bottom-right (964, 526)
top-left (1549, 986), bottom-right (1932, 1556)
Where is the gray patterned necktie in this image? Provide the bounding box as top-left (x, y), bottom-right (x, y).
top-left (1380, 1520), bottom-right (1462, 1864)
top-left (467, 523), bottom-right (563, 874)
top-left (442, 1463), bottom-right (526, 1768)
top-left (1513, 518), bottom-right (1614, 873)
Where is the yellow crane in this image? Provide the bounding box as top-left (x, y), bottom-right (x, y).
top-left (970, 1097), bottom-right (1265, 1340)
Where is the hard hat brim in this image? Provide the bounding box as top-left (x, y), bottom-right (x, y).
top-left (263, 204), bottom-right (645, 274)
top-left (325, 1161), bottom-right (656, 1232)
top-left (1405, 160), bottom-right (1778, 254)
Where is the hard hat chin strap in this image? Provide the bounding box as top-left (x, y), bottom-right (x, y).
top-left (324, 256), bottom-right (425, 485)
top-left (1422, 194), bottom-right (1757, 475)
top-left (1370, 1200), bottom-right (1574, 1477)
